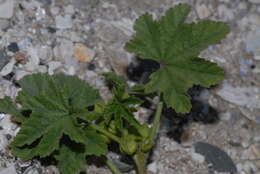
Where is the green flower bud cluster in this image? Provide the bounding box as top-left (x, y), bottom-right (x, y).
top-left (120, 132), bottom-right (138, 155)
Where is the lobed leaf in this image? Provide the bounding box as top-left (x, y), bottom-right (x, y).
top-left (7, 73), bottom-right (107, 174)
top-left (125, 3), bottom-right (229, 113)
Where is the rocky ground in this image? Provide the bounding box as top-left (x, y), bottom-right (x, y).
top-left (0, 0), bottom-right (260, 174)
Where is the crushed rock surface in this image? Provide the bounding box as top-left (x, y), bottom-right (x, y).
top-left (0, 0), bottom-right (260, 174)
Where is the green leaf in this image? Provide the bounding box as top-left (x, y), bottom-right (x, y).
top-left (84, 129), bottom-right (108, 156)
top-left (55, 145), bottom-right (86, 174)
top-left (0, 96), bottom-right (26, 123)
top-left (103, 72), bottom-right (127, 99)
top-left (105, 101), bottom-right (139, 129)
top-left (11, 73), bottom-right (107, 166)
top-left (125, 4), bottom-right (229, 113)
top-left (11, 144), bottom-right (39, 160)
top-left (103, 72), bottom-right (143, 130)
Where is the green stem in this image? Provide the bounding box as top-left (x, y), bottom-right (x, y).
top-left (106, 158), bottom-right (123, 174)
top-left (133, 152), bottom-right (147, 174)
top-left (90, 124), bottom-right (120, 143)
top-left (133, 97), bottom-right (163, 174)
top-left (149, 100), bottom-right (163, 140)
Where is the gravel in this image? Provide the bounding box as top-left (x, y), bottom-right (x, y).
top-left (0, 0), bottom-right (259, 174)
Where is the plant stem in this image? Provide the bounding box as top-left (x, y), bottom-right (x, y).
top-left (90, 124), bottom-right (120, 143)
top-left (133, 98), bottom-right (163, 174)
top-left (106, 158), bottom-right (123, 174)
top-left (133, 152), bottom-right (147, 174)
top-left (149, 100), bottom-right (163, 140)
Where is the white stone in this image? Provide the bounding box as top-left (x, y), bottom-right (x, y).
top-left (217, 82), bottom-right (260, 109)
top-left (110, 18), bottom-right (134, 37)
top-left (0, 115), bottom-right (16, 133)
top-left (249, 0), bottom-right (260, 3)
top-left (196, 4), bottom-right (210, 19)
top-left (243, 161), bottom-right (258, 173)
top-left (65, 5), bottom-right (75, 14)
top-left (50, 6), bottom-right (60, 16)
top-left (0, 0), bottom-right (14, 19)
top-left (191, 152), bottom-right (205, 163)
top-left (246, 30), bottom-right (260, 60)
top-left (38, 65), bottom-right (47, 73)
top-left (35, 7), bottom-right (46, 21)
top-left (53, 41), bottom-right (76, 67)
top-left (48, 61), bottom-right (62, 75)
top-left (14, 70), bottom-right (30, 81)
top-left (18, 39), bottom-right (32, 50)
top-left (38, 45), bottom-right (53, 62)
top-left (148, 162), bottom-right (157, 173)
top-left (24, 47), bottom-right (40, 71)
top-left (0, 113), bottom-right (5, 120)
top-left (56, 15), bottom-right (73, 29)
top-left (0, 58), bottom-right (15, 76)
top-left (0, 133), bottom-right (8, 151)
top-left (0, 165), bottom-right (16, 174)
top-left (0, 19), bottom-right (9, 30)
top-left (66, 65), bottom-right (76, 75)
top-left (220, 112), bottom-right (232, 121)
top-left (218, 4), bottom-right (234, 20)
top-left (254, 136), bottom-right (260, 142)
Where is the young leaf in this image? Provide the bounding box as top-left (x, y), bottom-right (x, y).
top-left (104, 101), bottom-right (140, 129)
top-left (103, 72), bottom-right (127, 99)
top-left (125, 4), bottom-right (230, 113)
top-left (103, 72), bottom-right (142, 129)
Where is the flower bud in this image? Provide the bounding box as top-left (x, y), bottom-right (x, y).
top-left (108, 120), bottom-right (117, 134)
top-left (120, 135), bottom-right (137, 155)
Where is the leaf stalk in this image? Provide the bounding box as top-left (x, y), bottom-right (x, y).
top-left (90, 124), bottom-right (121, 143)
top-left (106, 158), bottom-right (123, 174)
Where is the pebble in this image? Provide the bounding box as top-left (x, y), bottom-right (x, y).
top-left (0, 165), bottom-right (16, 174)
top-left (0, 132), bottom-right (8, 150)
top-left (7, 42), bottom-right (19, 53)
top-left (0, 19), bottom-right (8, 30)
top-left (194, 142), bottom-right (237, 173)
top-left (191, 151), bottom-right (205, 163)
top-left (24, 47), bottom-right (40, 72)
top-left (0, 49), bottom-right (10, 70)
top-left (0, 58), bottom-right (16, 76)
top-left (23, 167), bottom-right (41, 174)
top-left (48, 61), bottom-right (62, 75)
top-left (147, 162), bottom-right (157, 173)
top-left (73, 43), bottom-right (95, 62)
top-left (218, 4), bottom-right (234, 21)
top-left (196, 4), bottom-right (211, 19)
top-left (0, 0), bottom-right (14, 19)
top-left (249, 0), bottom-right (260, 3)
top-left (44, 166), bottom-right (59, 174)
top-left (246, 30), bottom-right (260, 60)
top-left (217, 83), bottom-right (260, 109)
top-left (53, 41), bottom-right (75, 66)
top-left (37, 45), bottom-right (52, 62)
top-left (55, 15), bottom-right (73, 29)
top-left (65, 5), bottom-right (75, 14)
top-left (241, 161), bottom-right (258, 173)
top-left (38, 65), bottom-right (48, 73)
top-left (14, 70), bottom-right (30, 81)
top-left (250, 144), bottom-right (260, 158)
